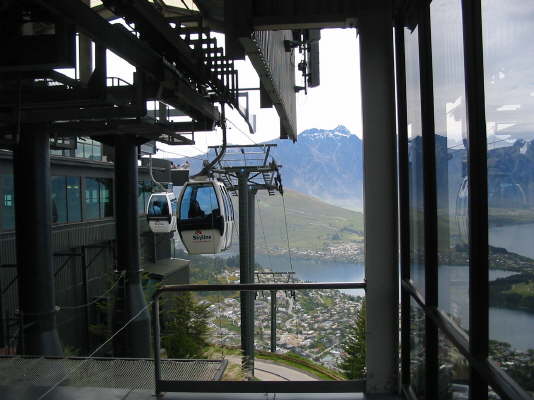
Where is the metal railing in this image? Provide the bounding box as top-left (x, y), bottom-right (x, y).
top-left (151, 281), bottom-right (367, 396)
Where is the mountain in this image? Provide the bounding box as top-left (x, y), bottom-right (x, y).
top-left (252, 188), bottom-right (363, 252)
top-left (171, 125), bottom-right (363, 210)
top-left (272, 125), bottom-right (363, 210)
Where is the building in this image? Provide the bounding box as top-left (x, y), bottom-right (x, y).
top-left (0, 142), bottom-right (189, 355)
top-left (0, 0), bottom-right (532, 399)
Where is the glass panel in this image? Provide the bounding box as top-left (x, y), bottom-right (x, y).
top-left (138, 181), bottom-right (145, 214)
top-left (75, 141), bottom-right (84, 158)
top-left (92, 141), bottom-right (102, 161)
top-left (430, 0), bottom-right (470, 331)
top-left (180, 184), bottom-right (219, 219)
top-left (148, 194), bottom-right (169, 217)
top-left (196, 185), bottom-right (219, 217)
top-left (482, 1), bottom-right (534, 392)
top-left (410, 299), bottom-right (426, 399)
top-left (83, 142), bottom-right (93, 159)
top-left (51, 176), bottom-right (67, 224)
top-left (99, 178), bottom-right (113, 218)
top-left (144, 181), bottom-right (152, 213)
top-left (66, 176), bottom-right (81, 223)
top-left (85, 177), bottom-right (100, 219)
top-left (405, 26), bottom-right (426, 295)
top-left (438, 329), bottom-right (470, 399)
top-left (1, 175), bottom-right (14, 230)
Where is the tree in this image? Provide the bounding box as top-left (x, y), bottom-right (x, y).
top-left (162, 292), bottom-right (210, 358)
top-left (338, 300), bottom-right (366, 379)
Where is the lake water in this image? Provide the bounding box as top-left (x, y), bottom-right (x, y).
top-left (256, 249), bottom-right (534, 352)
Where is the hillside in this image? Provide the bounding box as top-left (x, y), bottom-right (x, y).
top-left (242, 188), bottom-right (364, 254)
top-left (170, 125), bottom-right (364, 210)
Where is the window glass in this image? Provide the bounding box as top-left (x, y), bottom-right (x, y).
top-left (180, 186), bottom-right (193, 219)
top-left (85, 177), bottom-right (100, 219)
top-left (92, 141), bottom-right (102, 161)
top-left (430, 0), bottom-right (470, 331)
top-left (405, 26), bottom-right (426, 295)
top-left (99, 178), bottom-right (113, 217)
top-left (148, 194), bottom-right (169, 217)
top-left (51, 176), bottom-right (67, 224)
top-left (83, 142), bottom-right (93, 159)
top-left (180, 184), bottom-right (219, 219)
top-left (138, 181), bottom-right (145, 214)
top-left (76, 139), bottom-right (85, 158)
top-left (482, 0), bottom-right (534, 389)
top-left (1, 175), bottom-right (14, 230)
top-left (67, 176), bottom-right (81, 222)
top-left (144, 181), bottom-right (152, 213)
top-left (196, 185), bottom-right (219, 217)
top-left (438, 329), bottom-right (470, 399)
top-left (410, 299), bottom-right (426, 399)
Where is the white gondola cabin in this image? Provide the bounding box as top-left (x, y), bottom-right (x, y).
top-left (177, 178), bottom-right (234, 254)
top-left (146, 192), bottom-right (177, 234)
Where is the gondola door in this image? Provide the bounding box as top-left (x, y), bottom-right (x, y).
top-left (147, 193), bottom-right (177, 233)
top-left (177, 182), bottom-right (226, 254)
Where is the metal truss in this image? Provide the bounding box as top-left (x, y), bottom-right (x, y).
top-left (209, 144), bottom-right (283, 196)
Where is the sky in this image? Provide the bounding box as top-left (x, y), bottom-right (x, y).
top-left (62, 27), bottom-right (362, 159)
top-left (154, 28), bottom-right (363, 159)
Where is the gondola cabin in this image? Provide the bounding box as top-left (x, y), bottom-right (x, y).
top-left (177, 178), bottom-right (234, 254)
top-left (146, 192), bottom-right (177, 234)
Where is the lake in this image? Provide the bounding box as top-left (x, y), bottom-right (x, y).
top-left (256, 252), bottom-right (534, 352)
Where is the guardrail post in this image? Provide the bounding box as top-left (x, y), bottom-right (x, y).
top-left (152, 298), bottom-right (162, 397)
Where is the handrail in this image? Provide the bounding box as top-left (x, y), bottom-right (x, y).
top-left (151, 281), bottom-right (367, 396)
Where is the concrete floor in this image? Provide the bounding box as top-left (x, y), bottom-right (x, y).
top-left (1, 386), bottom-right (401, 400)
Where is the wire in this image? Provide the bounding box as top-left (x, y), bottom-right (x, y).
top-left (226, 118), bottom-right (261, 147)
top-left (58, 271), bottom-right (126, 311)
top-left (280, 193), bottom-right (294, 274)
top-left (38, 300), bottom-right (153, 400)
top-left (156, 148), bottom-right (205, 161)
top-left (256, 197), bottom-right (273, 271)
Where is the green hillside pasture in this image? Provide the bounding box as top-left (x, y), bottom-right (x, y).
top-left (249, 189), bottom-right (364, 251)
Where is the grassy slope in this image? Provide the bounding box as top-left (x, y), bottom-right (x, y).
top-left (240, 188), bottom-right (364, 251)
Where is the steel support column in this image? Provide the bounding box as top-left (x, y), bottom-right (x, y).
top-left (462, 1), bottom-right (489, 398)
top-left (248, 188), bottom-right (256, 272)
top-left (14, 128), bottom-right (63, 356)
top-left (418, 3), bottom-right (439, 399)
top-left (359, 0), bottom-right (398, 393)
top-left (395, 20), bottom-right (412, 390)
top-left (238, 170), bottom-right (254, 376)
top-left (81, 247), bottom-right (90, 354)
top-left (113, 134), bottom-right (151, 358)
top-left (270, 290), bottom-right (277, 353)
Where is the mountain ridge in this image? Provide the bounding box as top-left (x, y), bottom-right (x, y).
top-left (170, 125), bottom-right (364, 210)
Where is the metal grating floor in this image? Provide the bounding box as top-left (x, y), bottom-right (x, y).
top-left (0, 356), bottom-right (227, 391)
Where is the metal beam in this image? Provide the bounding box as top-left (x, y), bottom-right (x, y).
top-left (112, 135), bottom-right (151, 358)
top-left (359, 0), bottom-right (398, 394)
top-left (395, 18), bottom-right (412, 390)
top-left (35, 0), bottom-right (220, 122)
top-left (418, 3), bottom-right (439, 398)
top-left (237, 170), bottom-right (254, 377)
top-left (14, 127), bottom-right (63, 356)
top-left (462, 0), bottom-right (489, 398)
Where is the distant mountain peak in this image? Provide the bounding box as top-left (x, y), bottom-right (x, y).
top-left (333, 125), bottom-right (351, 135)
top-left (300, 125), bottom-right (355, 139)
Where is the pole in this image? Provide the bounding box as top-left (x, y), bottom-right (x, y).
top-left (113, 134), bottom-right (151, 357)
top-left (238, 170), bottom-right (254, 377)
top-left (359, 0), bottom-right (398, 393)
top-left (14, 127), bottom-right (63, 356)
top-left (81, 247), bottom-right (90, 354)
top-left (270, 290), bottom-right (276, 353)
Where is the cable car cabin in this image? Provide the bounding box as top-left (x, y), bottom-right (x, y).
top-left (177, 179), bottom-right (235, 254)
top-left (147, 193), bottom-right (177, 234)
